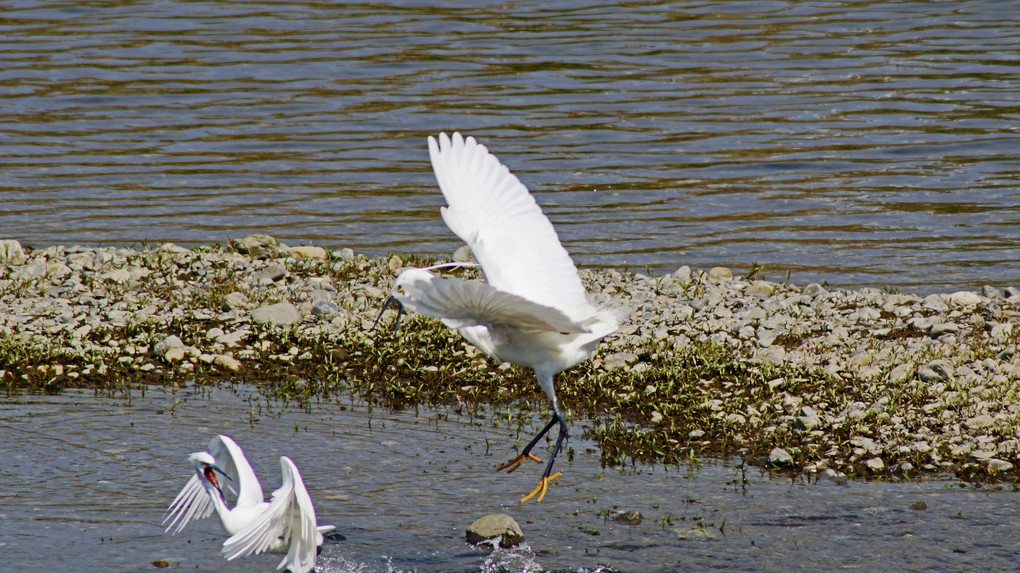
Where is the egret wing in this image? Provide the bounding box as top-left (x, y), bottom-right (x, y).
top-left (394, 271), bottom-right (585, 335)
top-left (209, 435), bottom-right (264, 506)
top-left (162, 472), bottom-right (214, 534)
top-left (221, 457), bottom-right (320, 573)
top-left (428, 132), bottom-right (588, 314)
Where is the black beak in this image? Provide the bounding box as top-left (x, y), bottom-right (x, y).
top-left (371, 295), bottom-right (404, 335)
top-left (212, 464), bottom-right (232, 481)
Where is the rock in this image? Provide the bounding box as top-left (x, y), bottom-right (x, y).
top-left (312, 300), bottom-right (339, 317)
top-left (650, 411), bottom-right (663, 424)
top-left (252, 264), bottom-right (287, 283)
top-left (802, 283), bottom-right (828, 298)
top-left (453, 244), bottom-right (474, 262)
top-left (946, 291), bottom-right (982, 306)
top-left (987, 459), bottom-right (1013, 473)
top-left (708, 267), bottom-right (732, 280)
top-left (981, 285), bottom-right (1003, 299)
top-left (233, 234), bottom-right (290, 258)
top-left (163, 348), bottom-right (186, 362)
top-left (215, 329), bottom-right (248, 347)
top-left (0, 239), bottom-right (27, 264)
top-left (465, 514), bottom-right (524, 548)
top-left (909, 501), bottom-right (927, 511)
top-left (990, 322), bottom-right (1013, 343)
top-left (1004, 286), bottom-right (1020, 298)
top-left (289, 245), bottom-right (327, 259)
top-left (251, 302), bottom-right (302, 326)
top-left (963, 414), bottom-right (995, 431)
top-left (154, 335), bottom-right (185, 358)
top-left (613, 510), bottom-right (643, 525)
top-left (921, 294), bottom-right (948, 312)
top-left (222, 291), bottom-right (250, 311)
top-left (745, 281), bottom-right (774, 297)
top-left (918, 361), bottom-right (951, 382)
top-left (794, 406), bottom-right (822, 431)
top-left (672, 266), bottom-right (692, 282)
top-left (929, 322), bottom-right (959, 336)
top-left (865, 457), bottom-right (885, 472)
top-left (158, 242), bottom-right (191, 255)
top-left (212, 354), bottom-right (241, 372)
top-left (768, 447), bottom-right (793, 466)
top-left (887, 363), bottom-right (914, 383)
top-left (331, 248), bottom-right (355, 260)
top-left (602, 352), bottom-right (639, 370)
top-left (819, 468), bottom-right (848, 485)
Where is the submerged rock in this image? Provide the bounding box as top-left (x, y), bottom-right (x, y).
top-left (466, 513), bottom-right (524, 548)
top-left (613, 510), bottom-right (643, 525)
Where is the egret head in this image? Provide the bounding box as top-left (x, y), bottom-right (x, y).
top-left (372, 268), bottom-right (431, 334)
top-left (188, 452), bottom-right (230, 498)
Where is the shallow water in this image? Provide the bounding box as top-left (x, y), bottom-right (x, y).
top-left (2, 1), bottom-right (1019, 294)
top-left (2, 385), bottom-right (1019, 572)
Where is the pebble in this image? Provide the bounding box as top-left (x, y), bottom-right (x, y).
top-left (223, 292), bottom-right (250, 311)
top-left (213, 354), bottom-right (241, 372)
top-left (708, 267), bottom-right (732, 280)
top-left (251, 302), bottom-right (302, 326)
top-left (154, 335), bottom-right (185, 358)
top-left (987, 459), bottom-right (1013, 473)
top-left (233, 233), bottom-right (291, 258)
top-left (252, 264), bottom-right (287, 283)
top-left (0, 239), bottom-right (27, 264)
top-left (289, 245), bottom-right (327, 259)
top-left (312, 300), bottom-right (340, 317)
top-left (768, 447), bottom-right (793, 466)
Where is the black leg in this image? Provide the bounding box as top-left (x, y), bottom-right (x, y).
top-left (540, 417), bottom-right (569, 479)
top-left (519, 413), bottom-right (560, 460)
top-left (496, 413), bottom-right (561, 474)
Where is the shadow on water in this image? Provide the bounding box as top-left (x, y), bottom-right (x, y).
top-left (1, 384), bottom-right (1018, 572)
top-left (1, 1), bottom-right (1019, 294)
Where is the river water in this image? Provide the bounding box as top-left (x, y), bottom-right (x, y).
top-left (2, 1), bottom-right (1019, 294)
top-left (2, 385), bottom-right (1019, 572)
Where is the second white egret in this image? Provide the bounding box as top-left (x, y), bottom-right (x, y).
top-left (380, 132), bottom-right (621, 502)
top-left (163, 435), bottom-right (335, 573)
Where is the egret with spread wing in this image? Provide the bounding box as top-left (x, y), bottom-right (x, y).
top-left (163, 435), bottom-right (334, 573)
top-left (380, 132), bottom-right (620, 502)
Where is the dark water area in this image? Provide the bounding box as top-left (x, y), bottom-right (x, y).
top-left (1, 1), bottom-right (1018, 294)
top-left (2, 385), bottom-right (1019, 572)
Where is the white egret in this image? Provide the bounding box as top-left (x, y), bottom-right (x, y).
top-left (379, 132), bottom-right (620, 502)
top-left (163, 435), bottom-right (335, 573)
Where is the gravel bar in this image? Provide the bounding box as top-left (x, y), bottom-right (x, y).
top-left (2, 235), bottom-right (1018, 483)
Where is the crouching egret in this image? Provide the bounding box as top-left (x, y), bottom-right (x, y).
top-left (163, 435), bottom-right (335, 573)
top-left (379, 132), bottom-right (621, 502)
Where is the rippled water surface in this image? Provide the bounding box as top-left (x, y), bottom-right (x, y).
top-left (1, 1), bottom-right (1018, 293)
top-left (2, 386), bottom-right (1020, 572)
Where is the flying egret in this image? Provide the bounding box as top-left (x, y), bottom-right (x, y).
top-left (379, 132), bottom-right (621, 502)
top-left (163, 435), bottom-right (335, 573)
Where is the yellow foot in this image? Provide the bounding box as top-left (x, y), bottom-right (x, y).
top-left (520, 472), bottom-right (563, 503)
top-left (496, 452), bottom-right (541, 474)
